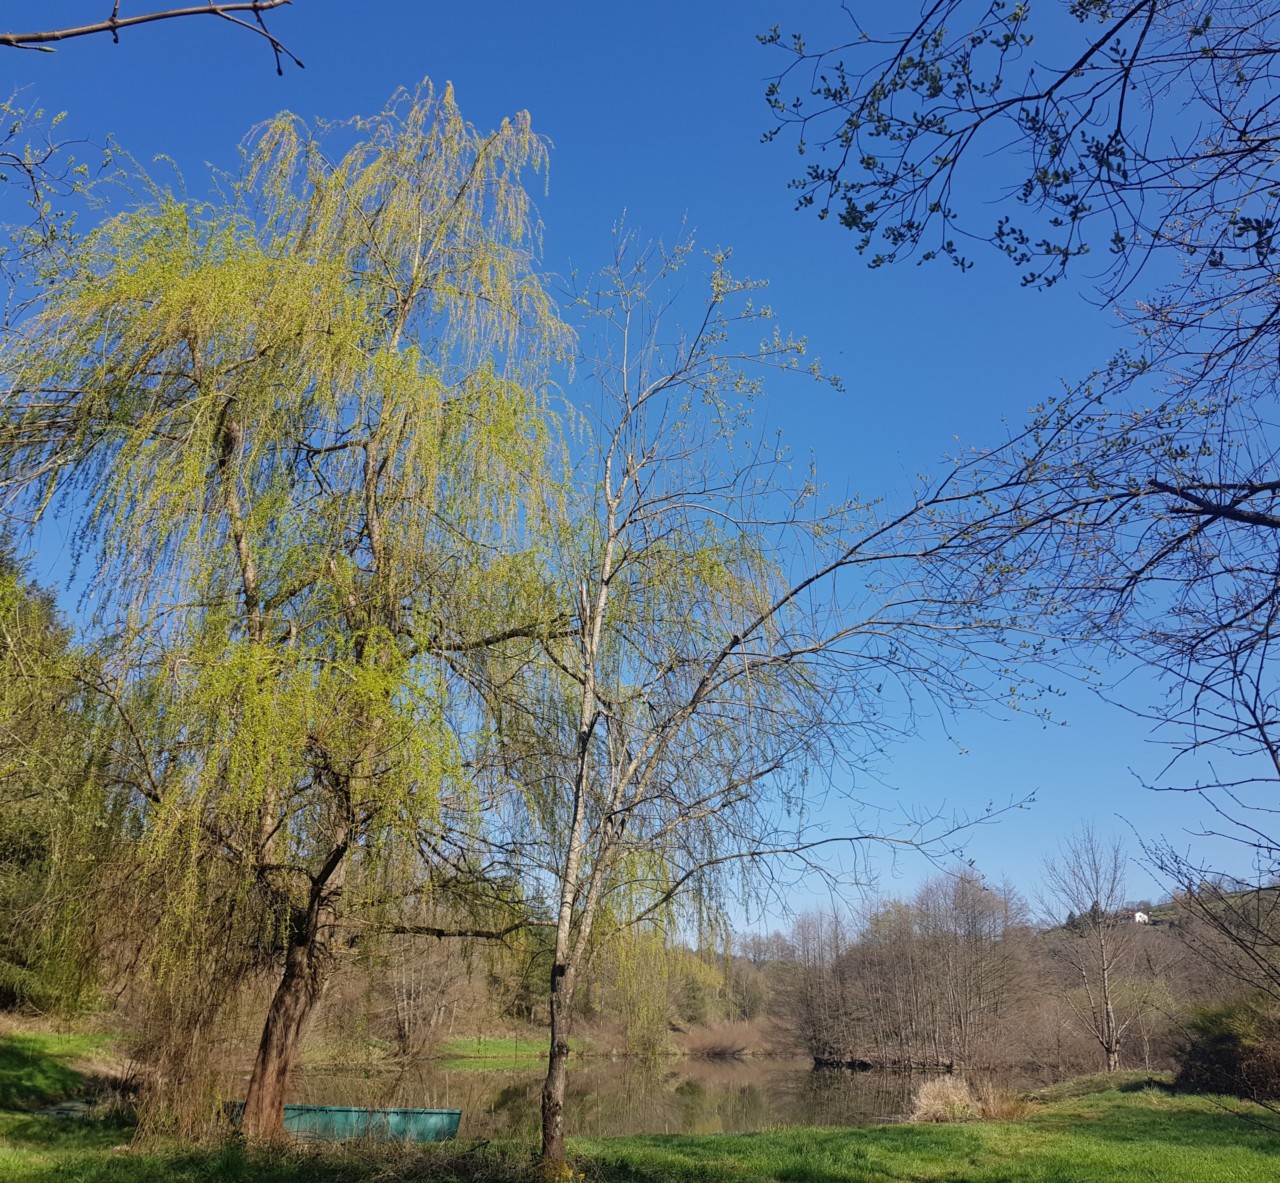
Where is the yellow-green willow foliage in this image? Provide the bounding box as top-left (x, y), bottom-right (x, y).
top-left (0, 549), bottom-right (110, 1012)
top-left (603, 925), bottom-right (671, 1056)
top-left (0, 82), bottom-right (567, 1134)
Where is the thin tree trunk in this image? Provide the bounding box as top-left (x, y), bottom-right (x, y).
top-left (1101, 957), bottom-right (1120, 1072)
top-left (540, 960), bottom-right (576, 1162)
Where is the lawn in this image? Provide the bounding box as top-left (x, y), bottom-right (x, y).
top-left (2, 1029), bottom-right (1278, 1183)
top-left (0, 1029), bottom-right (109, 1110)
top-left (578, 1082), bottom-right (1280, 1183)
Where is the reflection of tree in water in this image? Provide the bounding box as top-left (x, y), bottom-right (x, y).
top-left (794, 1067), bottom-right (918, 1125)
top-left (566, 1059), bottom-right (771, 1136)
top-left (272, 1059), bottom-right (922, 1137)
top-left (463, 1077), bottom-right (543, 1136)
top-left (565, 1060), bottom-right (931, 1134)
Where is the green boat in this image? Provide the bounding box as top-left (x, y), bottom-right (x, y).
top-left (227, 1103), bottom-right (461, 1142)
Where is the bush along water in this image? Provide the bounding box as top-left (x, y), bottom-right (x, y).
top-left (1176, 998), bottom-right (1280, 1101)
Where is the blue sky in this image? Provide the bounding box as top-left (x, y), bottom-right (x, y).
top-left (2, 1), bottom-right (1256, 909)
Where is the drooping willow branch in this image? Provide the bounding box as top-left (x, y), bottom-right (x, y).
top-left (0, 2), bottom-right (302, 73)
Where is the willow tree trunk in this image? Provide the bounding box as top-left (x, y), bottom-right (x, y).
top-left (241, 848), bottom-right (347, 1139)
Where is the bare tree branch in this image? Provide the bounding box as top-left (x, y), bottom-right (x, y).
top-left (0, 2), bottom-right (302, 73)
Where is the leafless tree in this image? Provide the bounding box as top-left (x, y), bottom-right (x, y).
top-left (912, 872), bottom-right (1027, 1068)
top-left (1148, 840), bottom-right (1280, 1006)
top-left (1041, 826), bottom-right (1142, 1072)
top-left (788, 911), bottom-right (859, 1066)
top-left (762, 1), bottom-right (1280, 889)
top-left (791, 872), bottom-right (1028, 1071)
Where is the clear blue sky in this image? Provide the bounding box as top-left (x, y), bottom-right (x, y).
top-left (2, 1), bottom-right (1255, 910)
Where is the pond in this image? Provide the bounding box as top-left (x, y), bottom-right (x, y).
top-left (261, 1058), bottom-right (922, 1138)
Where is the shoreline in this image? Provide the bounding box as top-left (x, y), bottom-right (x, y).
top-left (4, 1028), bottom-right (1279, 1182)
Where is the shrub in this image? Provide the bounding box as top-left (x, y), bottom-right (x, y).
top-left (972, 1080), bottom-right (1037, 1121)
top-left (1176, 998), bottom-right (1280, 1101)
top-left (910, 1075), bottom-right (980, 1122)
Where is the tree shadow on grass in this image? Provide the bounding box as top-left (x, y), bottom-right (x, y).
top-left (579, 1126), bottom-right (991, 1183)
top-left (0, 1036), bottom-right (86, 1110)
top-left (578, 1102), bottom-right (1280, 1183)
top-left (1038, 1093), bottom-right (1280, 1155)
top-left (3, 1117), bottom-right (544, 1183)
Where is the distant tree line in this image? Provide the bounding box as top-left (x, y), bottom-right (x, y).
top-left (750, 850), bottom-right (1280, 1091)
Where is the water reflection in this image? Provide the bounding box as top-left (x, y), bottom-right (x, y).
top-left (266, 1058), bottom-right (920, 1138)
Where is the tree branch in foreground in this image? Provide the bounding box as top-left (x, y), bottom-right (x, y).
top-left (0, 2), bottom-right (302, 73)
top-left (381, 920), bottom-right (555, 945)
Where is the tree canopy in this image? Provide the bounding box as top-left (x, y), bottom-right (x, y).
top-left (0, 544), bottom-right (105, 1012)
top-left (456, 234), bottom-right (1038, 1160)
top-left (0, 81), bottom-right (567, 1137)
top-left (764, 2), bottom-right (1280, 864)
top-left (0, 65), bottom-right (1055, 1155)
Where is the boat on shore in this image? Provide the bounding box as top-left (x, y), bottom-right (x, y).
top-left (226, 1103), bottom-right (462, 1142)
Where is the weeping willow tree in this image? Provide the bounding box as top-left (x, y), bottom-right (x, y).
top-left (457, 235), bottom-right (1024, 1163)
top-left (0, 545), bottom-right (109, 1011)
top-left (0, 82), bottom-right (566, 1138)
top-left (606, 923), bottom-right (674, 1056)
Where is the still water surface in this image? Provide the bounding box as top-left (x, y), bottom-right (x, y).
top-left (275, 1059), bottom-right (919, 1138)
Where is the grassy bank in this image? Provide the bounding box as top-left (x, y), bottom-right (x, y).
top-left (0, 1029), bottom-right (110, 1110)
top-left (1, 1085), bottom-right (1278, 1182)
top-left (436, 1035), bottom-right (556, 1071)
top-left (579, 1082), bottom-right (1280, 1183)
top-left (3, 1027), bottom-right (1279, 1183)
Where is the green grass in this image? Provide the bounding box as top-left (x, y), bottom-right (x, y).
top-left (576, 1083), bottom-right (1280, 1183)
top-left (0, 1112), bottom-right (534, 1183)
top-left (2, 1059), bottom-right (1279, 1183)
top-left (1024, 1069), bottom-right (1173, 1103)
top-left (0, 1031), bottom-right (107, 1110)
top-left (436, 1035), bottom-right (555, 1070)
